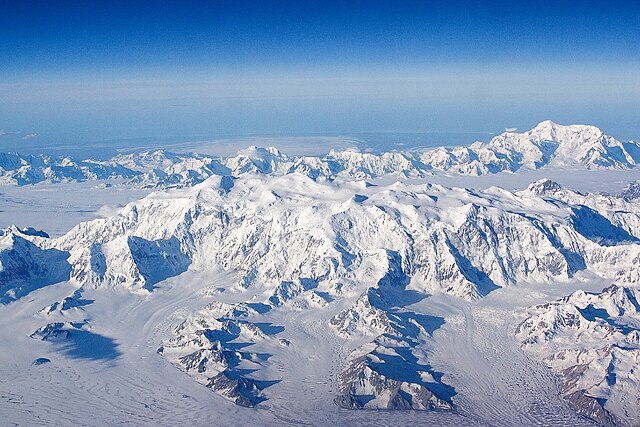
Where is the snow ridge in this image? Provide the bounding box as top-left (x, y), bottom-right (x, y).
top-left (28, 175), bottom-right (635, 304)
top-left (517, 285), bottom-right (640, 426)
top-left (1, 121), bottom-right (639, 186)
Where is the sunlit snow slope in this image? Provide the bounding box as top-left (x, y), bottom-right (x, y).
top-left (1, 122), bottom-right (640, 426)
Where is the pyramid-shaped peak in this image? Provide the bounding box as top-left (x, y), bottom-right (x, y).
top-left (524, 178), bottom-right (563, 196)
top-left (534, 119), bottom-right (559, 130)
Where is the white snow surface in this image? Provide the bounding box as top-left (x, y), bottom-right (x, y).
top-left (517, 285), bottom-right (640, 426)
top-left (1, 123), bottom-right (640, 426)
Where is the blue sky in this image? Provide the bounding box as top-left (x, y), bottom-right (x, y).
top-left (1, 1), bottom-right (639, 151)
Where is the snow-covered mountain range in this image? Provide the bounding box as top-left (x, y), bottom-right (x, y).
top-left (5, 175), bottom-right (638, 303)
top-left (2, 121), bottom-right (640, 425)
top-left (2, 159), bottom-right (640, 424)
top-left (517, 285), bottom-right (640, 426)
top-left (2, 121), bottom-right (639, 187)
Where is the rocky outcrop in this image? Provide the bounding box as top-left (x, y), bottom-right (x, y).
top-left (517, 285), bottom-right (640, 426)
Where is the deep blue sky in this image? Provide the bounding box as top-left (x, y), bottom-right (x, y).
top-left (1, 0), bottom-right (639, 152)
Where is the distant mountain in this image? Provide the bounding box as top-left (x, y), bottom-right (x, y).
top-left (421, 120), bottom-right (640, 174)
top-left (1, 121), bottom-right (639, 186)
top-left (0, 152), bottom-right (139, 185)
top-left (619, 180), bottom-right (640, 200)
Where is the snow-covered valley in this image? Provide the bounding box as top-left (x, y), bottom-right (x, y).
top-left (1, 122), bottom-right (640, 426)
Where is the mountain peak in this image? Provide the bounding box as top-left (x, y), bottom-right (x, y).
top-left (530, 120), bottom-right (605, 141)
top-left (523, 178), bottom-right (564, 196)
top-left (533, 119), bottom-right (558, 130)
top-left (236, 146), bottom-right (284, 157)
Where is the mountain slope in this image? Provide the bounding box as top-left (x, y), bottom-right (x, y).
top-left (517, 285), bottom-right (640, 426)
top-left (35, 175), bottom-right (638, 303)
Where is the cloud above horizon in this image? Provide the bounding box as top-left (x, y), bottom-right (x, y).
top-left (1, 1), bottom-right (639, 146)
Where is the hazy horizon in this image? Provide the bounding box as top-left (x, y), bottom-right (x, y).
top-left (2, 1), bottom-right (639, 153)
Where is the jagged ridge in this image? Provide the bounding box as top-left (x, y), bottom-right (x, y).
top-left (1, 121), bottom-right (639, 186)
top-left (517, 285), bottom-right (640, 426)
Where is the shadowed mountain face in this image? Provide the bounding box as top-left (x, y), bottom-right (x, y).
top-left (0, 230), bottom-right (71, 304)
top-left (126, 236), bottom-right (191, 291)
top-left (517, 285), bottom-right (640, 426)
top-left (570, 205), bottom-right (639, 246)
